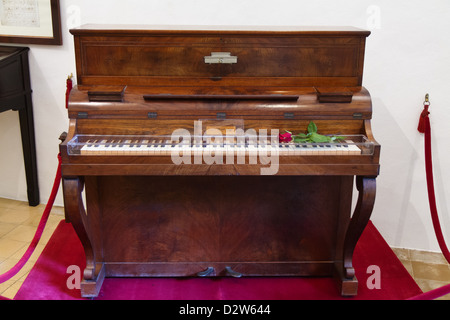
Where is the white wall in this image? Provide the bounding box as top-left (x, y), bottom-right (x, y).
top-left (1, 0), bottom-right (449, 252)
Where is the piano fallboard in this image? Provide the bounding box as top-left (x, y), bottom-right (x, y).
top-left (67, 86), bottom-right (373, 120)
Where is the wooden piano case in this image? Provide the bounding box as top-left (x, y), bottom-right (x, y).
top-left (61, 25), bottom-right (379, 298)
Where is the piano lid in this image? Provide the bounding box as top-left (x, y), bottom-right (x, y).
top-left (70, 24), bottom-right (370, 88)
top-left (71, 24), bottom-right (371, 35)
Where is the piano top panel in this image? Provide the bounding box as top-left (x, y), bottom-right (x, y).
top-left (71, 25), bottom-right (369, 88)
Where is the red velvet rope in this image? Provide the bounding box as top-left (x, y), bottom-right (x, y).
top-left (420, 108), bottom-right (450, 264)
top-left (409, 101), bottom-right (450, 300)
top-left (65, 75), bottom-right (73, 109)
top-left (0, 154), bottom-right (62, 284)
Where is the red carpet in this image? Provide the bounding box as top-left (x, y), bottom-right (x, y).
top-left (13, 220), bottom-right (422, 300)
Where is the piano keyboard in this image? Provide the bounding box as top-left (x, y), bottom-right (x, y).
top-left (73, 138), bottom-right (363, 156)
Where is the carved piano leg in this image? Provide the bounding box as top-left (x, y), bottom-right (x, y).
top-left (335, 176), bottom-right (376, 296)
top-left (62, 177), bottom-right (105, 298)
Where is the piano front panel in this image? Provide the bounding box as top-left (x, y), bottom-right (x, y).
top-left (73, 27), bottom-right (368, 87)
top-left (80, 41), bottom-right (359, 78)
top-left (88, 175), bottom-right (353, 276)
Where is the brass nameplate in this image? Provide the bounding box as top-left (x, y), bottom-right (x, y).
top-left (204, 52), bottom-right (237, 64)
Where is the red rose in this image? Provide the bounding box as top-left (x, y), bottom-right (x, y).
top-left (279, 131), bottom-right (292, 143)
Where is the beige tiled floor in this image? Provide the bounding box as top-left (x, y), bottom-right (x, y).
top-left (0, 198), bottom-right (62, 299)
top-left (391, 247), bottom-right (450, 300)
top-left (1, 197), bottom-right (450, 300)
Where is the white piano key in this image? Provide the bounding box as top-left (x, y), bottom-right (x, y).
top-left (152, 140), bottom-right (163, 155)
top-left (276, 144), bottom-right (285, 156)
top-left (156, 140), bottom-right (168, 156)
top-left (236, 144), bottom-right (246, 163)
top-left (81, 139), bottom-right (98, 155)
top-left (293, 144), bottom-right (304, 156)
top-left (136, 140), bottom-right (149, 155)
top-left (146, 140), bottom-right (157, 155)
top-left (111, 139), bottom-right (124, 155)
top-left (101, 140), bottom-right (112, 155)
top-left (289, 144), bottom-right (297, 155)
top-left (95, 140), bottom-right (108, 155)
top-left (345, 140), bottom-right (361, 155)
top-left (325, 144), bottom-right (338, 155)
top-left (224, 143), bottom-right (235, 158)
top-left (304, 144), bottom-right (315, 155)
top-left (247, 143), bottom-right (258, 157)
top-left (120, 140), bottom-right (133, 155)
top-left (127, 139), bottom-right (140, 155)
top-left (182, 143), bottom-right (192, 156)
top-left (191, 143), bottom-right (202, 158)
top-left (80, 139), bottom-right (92, 155)
top-left (334, 143), bottom-right (344, 155)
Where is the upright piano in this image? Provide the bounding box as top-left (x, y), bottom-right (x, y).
top-left (60, 25), bottom-right (380, 298)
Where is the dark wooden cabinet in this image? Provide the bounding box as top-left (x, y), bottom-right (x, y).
top-left (0, 46), bottom-right (39, 206)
